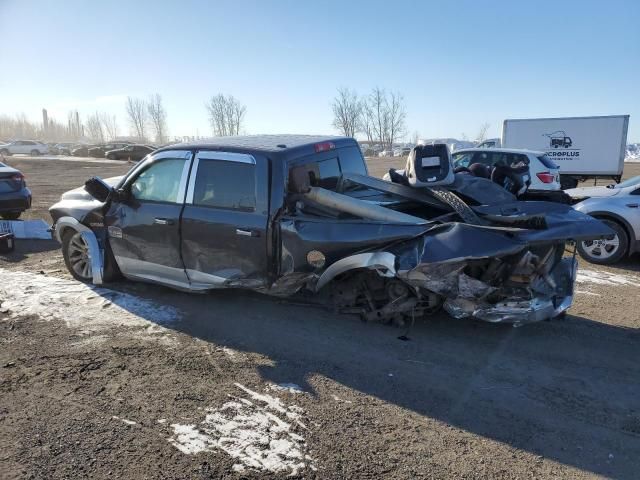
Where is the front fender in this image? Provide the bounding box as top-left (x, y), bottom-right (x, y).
top-left (54, 216), bottom-right (103, 284)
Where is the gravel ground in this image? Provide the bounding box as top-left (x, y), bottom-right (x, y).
top-left (1, 156), bottom-right (639, 479)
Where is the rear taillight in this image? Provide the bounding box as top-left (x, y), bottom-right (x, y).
top-left (314, 142), bottom-right (335, 153)
top-left (536, 172), bottom-right (555, 184)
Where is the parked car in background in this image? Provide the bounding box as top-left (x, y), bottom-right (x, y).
top-left (51, 143), bottom-right (75, 155)
top-left (451, 147), bottom-right (567, 202)
top-left (378, 149), bottom-right (394, 157)
top-left (0, 161), bottom-right (31, 220)
top-left (71, 144), bottom-right (97, 157)
top-left (0, 140), bottom-right (49, 156)
top-left (393, 147), bottom-right (411, 157)
top-left (87, 143), bottom-right (131, 158)
top-left (567, 176), bottom-right (640, 264)
top-left (105, 144), bottom-right (155, 161)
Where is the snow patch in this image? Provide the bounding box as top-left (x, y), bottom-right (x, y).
top-left (0, 269), bottom-right (180, 337)
top-left (168, 383), bottom-right (314, 475)
top-left (112, 416), bottom-right (136, 425)
top-left (331, 395), bottom-right (353, 404)
top-left (575, 290), bottom-right (600, 297)
top-left (576, 269), bottom-right (640, 287)
top-left (0, 219), bottom-right (51, 239)
top-left (266, 383), bottom-right (305, 394)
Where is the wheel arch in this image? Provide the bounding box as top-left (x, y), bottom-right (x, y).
top-left (315, 252), bottom-right (397, 292)
top-left (55, 216), bottom-right (104, 284)
top-left (586, 211), bottom-right (636, 255)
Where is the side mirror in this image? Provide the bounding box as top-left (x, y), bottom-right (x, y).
top-left (84, 176), bottom-right (113, 202)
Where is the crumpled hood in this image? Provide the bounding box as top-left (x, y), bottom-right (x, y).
top-left (565, 186), bottom-right (620, 199)
top-left (60, 176), bottom-right (123, 201)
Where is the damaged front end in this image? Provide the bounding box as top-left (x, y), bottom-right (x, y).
top-left (283, 154), bottom-right (611, 326)
top-left (396, 235), bottom-right (578, 326)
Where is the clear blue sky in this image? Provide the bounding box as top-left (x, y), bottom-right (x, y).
top-left (1, 0), bottom-right (638, 141)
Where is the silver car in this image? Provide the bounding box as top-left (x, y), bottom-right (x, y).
top-left (567, 176), bottom-right (640, 264)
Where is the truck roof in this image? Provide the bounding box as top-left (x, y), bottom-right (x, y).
top-left (159, 134), bottom-right (356, 157)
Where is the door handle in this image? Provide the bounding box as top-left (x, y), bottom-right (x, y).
top-left (626, 203), bottom-right (639, 208)
top-left (236, 228), bottom-right (260, 237)
top-left (154, 217), bottom-right (175, 225)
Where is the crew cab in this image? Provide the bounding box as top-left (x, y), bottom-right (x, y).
top-left (49, 135), bottom-right (611, 326)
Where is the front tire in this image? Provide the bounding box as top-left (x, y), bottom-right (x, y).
top-left (62, 230), bottom-right (93, 283)
top-left (0, 149), bottom-right (11, 156)
top-left (30, 149), bottom-right (40, 156)
top-left (577, 219), bottom-right (628, 265)
top-left (106, 153), bottom-right (116, 160)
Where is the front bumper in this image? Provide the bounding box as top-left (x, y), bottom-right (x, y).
top-left (0, 187), bottom-right (32, 213)
top-left (443, 257), bottom-right (577, 326)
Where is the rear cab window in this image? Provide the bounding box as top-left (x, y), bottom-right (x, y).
top-left (287, 145), bottom-right (368, 192)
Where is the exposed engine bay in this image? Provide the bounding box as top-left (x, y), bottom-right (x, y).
top-left (283, 145), bottom-right (605, 326)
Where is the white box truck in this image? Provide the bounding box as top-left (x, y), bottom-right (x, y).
top-left (478, 115), bottom-right (630, 189)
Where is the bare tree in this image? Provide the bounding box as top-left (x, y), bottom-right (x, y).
top-left (370, 87), bottom-right (388, 147)
top-left (331, 88), bottom-right (361, 137)
top-left (86, 112), bottom-right (105, 143)
top-left (67, 110), bottom-right (83, 140)
top-left (386, 91), bottom-right (406, 147)
top-left (206, 94), bottom-right (246, 136)
top-left (100, 113), bottom-right (118, 140)
top-left (359, 88), bottom-right (407, 148)
top-left (475, 122), bottom-right (491, 143)
top-left (410, 131), bottom-right (420, 145)
top-left (147, 93), bottom-right (167, 143)
top-left (125, 96), bottom-right (148, 140)
top-left (359, 99), bottom-right (375, 142)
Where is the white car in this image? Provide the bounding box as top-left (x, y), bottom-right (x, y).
top-left (0, 140), bottom-right (49, 156)
top-left (567, 176), bottom-right (640, 264)
top-left (451, 148), bottom-right (561, 193)
top-left (379, 149), bottom-right (394, 157)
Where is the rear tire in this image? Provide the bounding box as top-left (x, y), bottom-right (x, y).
top-left (0, 149), bottom-right (11, 156)
top-left (1, 212), bottom-right (21, 220)
top-left (577, 218), bottom-right (628, 265)
top-left (106, 153), bottom-right (116, 160)
top-left (30, 149), bottom-right (40, 156)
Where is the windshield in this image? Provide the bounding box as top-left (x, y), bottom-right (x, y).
top-left (611, 175), bottom-right (640, 189)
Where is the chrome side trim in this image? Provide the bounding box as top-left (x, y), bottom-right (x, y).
top-left (114, 256), bottom-right (189, 288)
top-left (195, 151), bottom-right (256, 164)
top-left (315, 252), bottom-right (396, 292)
top-left (185, 268), bottom-right (229, 289)
top-left (185, 157), bottom-right (200, 204)
top-left (176, 159), bottom-right (191, 204)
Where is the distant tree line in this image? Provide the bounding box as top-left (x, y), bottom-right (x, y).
top-left (0, 93), bottom-right (169, 144)
top-left (332, 87), bottom-right (407, 148)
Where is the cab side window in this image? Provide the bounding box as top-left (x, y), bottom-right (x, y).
top-left (193, 160), bottom-right (256, 211)
top-left (130, 159), bottom-right (186, 203)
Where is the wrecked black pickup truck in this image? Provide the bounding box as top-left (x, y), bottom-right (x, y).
top-left (49, 135), bottom-right (611, 326)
